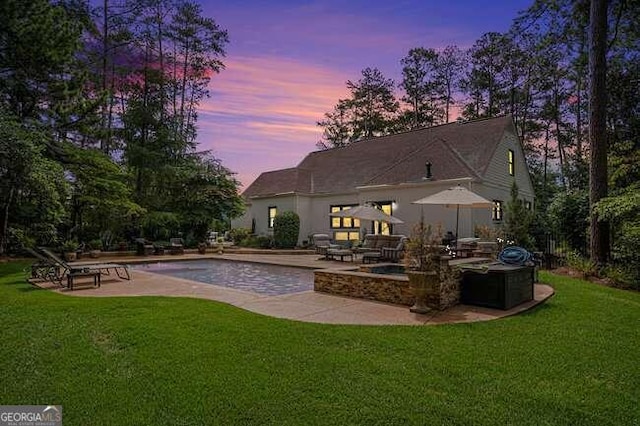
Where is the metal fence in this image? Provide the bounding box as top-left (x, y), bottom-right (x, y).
top-left (538, 232), bottom-right (566, 269)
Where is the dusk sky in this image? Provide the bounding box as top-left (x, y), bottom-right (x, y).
top-left (197, 0), bottom-right (533, 188)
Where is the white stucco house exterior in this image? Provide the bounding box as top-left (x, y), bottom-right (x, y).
top-left (233, 116), bottom-right (535, 245)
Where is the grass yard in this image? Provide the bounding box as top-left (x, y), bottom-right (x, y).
top-left (0, 261), bottom-right (638, 425)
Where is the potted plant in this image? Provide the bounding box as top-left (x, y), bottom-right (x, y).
top-left (61, 240), bottom-right (79, 262)
top-left (89, 239), bottom-right (102, 258)
top-left (216, 237), bottom-right (225, 254)
top-left (404, 221), bottom-right (443, 314)
top-left (197, 242), bottom-right (207, 254)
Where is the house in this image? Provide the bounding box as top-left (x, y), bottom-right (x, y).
top-left (234, 116), bottom-right (535, 245)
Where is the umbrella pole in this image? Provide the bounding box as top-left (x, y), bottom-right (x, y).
top-left (455, 205), bottom-right (460, 239)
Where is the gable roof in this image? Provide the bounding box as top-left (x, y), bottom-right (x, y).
top-left (243, 115), bottom-right (514, 198)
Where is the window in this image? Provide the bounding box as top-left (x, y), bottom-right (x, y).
top-left (371, 201), bottom-right (393, 235)
top-left (334, 231), bottom-right (360, 241)
top-left (268, 206), bottom-right (277, 228)
top-left (508, 149), bottom-right (515, 176)
top-left (524, 200), bottom-right (532, 211)
top-left (330, 205), bottom-right (360, 229)
top-left (492, 200), bottom-right (503, 221)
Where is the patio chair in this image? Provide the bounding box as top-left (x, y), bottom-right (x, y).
top-left (169, 238), bottom-right (184, 255)
top-left (311, 234), bottom-right (333, 255)
top-left (135, 238), bottom-right (154, 256)
top-left (24, 247), bottom-right (65, 286)
top-left (380, 237), bottom-right (408, 262)
top-left (38, 247), bottom-right (131, 281)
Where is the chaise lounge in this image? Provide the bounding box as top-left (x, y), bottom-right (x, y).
top-left (39, 247), bottom-right (131, 281)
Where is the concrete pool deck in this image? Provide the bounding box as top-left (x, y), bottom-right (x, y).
top-left (34, 252), bottom-right (554, 325)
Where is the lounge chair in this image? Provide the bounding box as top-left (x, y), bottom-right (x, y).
top-left (39, 247), bottom-right (131, 281)
top-left (24, 247), bottom-right (65, 286)
top-left (169, 238), bottom-right (184, 255)
top-left (311, 234), bottom-right (333, 255)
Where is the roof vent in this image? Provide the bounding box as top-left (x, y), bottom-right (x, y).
top-left (424, 162), bottom-right (432, 180)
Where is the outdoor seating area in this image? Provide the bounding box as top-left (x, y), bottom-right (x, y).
top-left (311, 233), bottom-right (408, 263)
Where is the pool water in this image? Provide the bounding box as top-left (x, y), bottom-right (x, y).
top-left (135, 259), bottom-right (314, 296)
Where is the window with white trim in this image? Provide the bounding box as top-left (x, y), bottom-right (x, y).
top-left (492, 200), bottom-right (503, 221)
top-left (268, 206), bottom-right (277, 228)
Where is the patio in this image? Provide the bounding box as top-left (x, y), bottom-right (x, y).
top-left (33, 252), bottom-right (554, 325)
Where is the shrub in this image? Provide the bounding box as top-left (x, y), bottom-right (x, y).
top-left (504, 182), bottom-right (535, 250)
top-left (141, 211), bottom-right (180, 241)
top-left (229, 228), bottom-right (251, 244)
top-left (566, 250), bottom-right (597, 278)
top-left (88, 239), bottom-right (103, 251)
top-left (273, 211), bottom-right (300, 249)
top-left (404, 221), bottom-right (442, 272)
top-left (61, 240), bottom-right (79, 253)
top-left (256, 235), bottom-right (273, 249)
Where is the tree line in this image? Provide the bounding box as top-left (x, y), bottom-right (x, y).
top-left (318, 0), bottom-right (639, 286)
top-left (0, 0), bottom-right (244, 254)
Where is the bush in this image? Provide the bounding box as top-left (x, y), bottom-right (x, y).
top-left (256, 235), bottom-right (273, 249)
top-left (88, 239), bottom-right (103, 251)
top-left (504, 182), bottom-right (535, 250)
top-left (273, 211), bottom-right (300, 248)
top-left (229, 228), bottom-right (251, 244)
top-left (566, 251), bottom-right (597, 278)
top-left (61, 240), bottom-right (79, 253)
top-left (141, 211), bottom-right (180, 241)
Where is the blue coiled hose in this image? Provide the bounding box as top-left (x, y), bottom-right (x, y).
top-left (498, 246), bottom-right (534, 266)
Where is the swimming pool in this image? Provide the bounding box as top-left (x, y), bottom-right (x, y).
top-left (134, 259), bottom-right (314, 296)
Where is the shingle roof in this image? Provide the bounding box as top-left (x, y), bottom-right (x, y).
top-left (243, 116), bottom-right (514, 198)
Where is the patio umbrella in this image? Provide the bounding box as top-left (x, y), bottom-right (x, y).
top-left (411, 185), bottom-right (492, 238)
top-left (329, 205), bottom-right (404, 224)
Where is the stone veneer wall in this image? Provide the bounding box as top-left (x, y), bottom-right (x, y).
top-left (314, 270), bottom-right (413, 306)
top-left (427, 260), bottom-right (461, 310)
top-left (314, 258), bottom-right (461, 309)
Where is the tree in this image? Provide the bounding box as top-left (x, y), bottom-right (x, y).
top-left (169, 1), bottom-right (229, 143)
top-left (588, 0), bottom-right (609, 265)
top-left (63, 145), bottom-right (144, 242)
top-left (0, 109), bottom-right (68, 253)
top-left (317, 68), bottom-right (399, 149)
top-left (168, 153), bottom-right (244, 242)
top-left (316, 100), bottom-right (354, 149)
top-left (399, 47), bottom-right (441, 129)
top-left (0, 0), bottom-right (86, 120)
top-left (461, 32), bottom-right (508, 119)
top-left (504, 182), bottom-right (535, 250)
top-left (273, 211), bottom-right (300, 249)
top-left (434, 45), bottom-right (465, 123)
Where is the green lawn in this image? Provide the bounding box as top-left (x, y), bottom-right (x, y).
top-left (1, 262), bottom-right (638, 425)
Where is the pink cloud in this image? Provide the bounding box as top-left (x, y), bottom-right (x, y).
top-left (196, 55), bottom-right (351, 188)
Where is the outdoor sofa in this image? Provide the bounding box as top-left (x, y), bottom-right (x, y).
top-left (353, 234), bottom-right (407, 255)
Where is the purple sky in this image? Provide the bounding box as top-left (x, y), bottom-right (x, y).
top-left (197, 0), bottom-right (533, 188)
